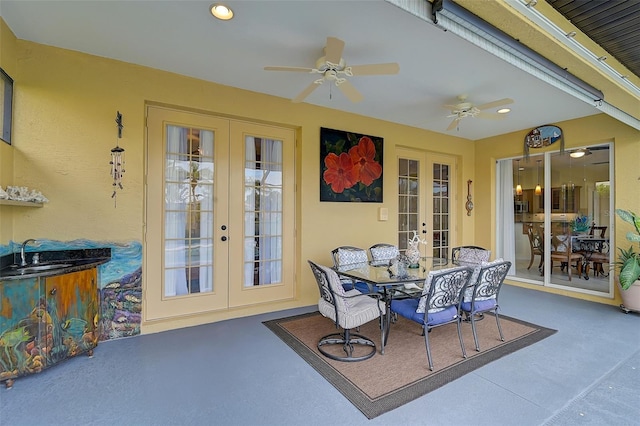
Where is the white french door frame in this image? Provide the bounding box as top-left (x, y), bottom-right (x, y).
top-left (144, 105), bottom-right (296, 323)
top-left (397, 148), bottom-right (457, 259)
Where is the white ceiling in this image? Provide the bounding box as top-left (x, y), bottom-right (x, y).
top-left (0, 0), bottom-right (603, 140)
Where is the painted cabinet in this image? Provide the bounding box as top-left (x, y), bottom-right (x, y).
top-left (0, 268), bottom-right (99, 388)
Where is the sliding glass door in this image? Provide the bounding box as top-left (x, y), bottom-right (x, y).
top-left (501, 144), bottom-right (613, 296)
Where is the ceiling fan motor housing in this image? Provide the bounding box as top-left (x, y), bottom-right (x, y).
top-left (316, 56), bottom-right (346, 72)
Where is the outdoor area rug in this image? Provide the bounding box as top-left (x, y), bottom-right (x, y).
top-left (264, 311), bottom-right (556, 419)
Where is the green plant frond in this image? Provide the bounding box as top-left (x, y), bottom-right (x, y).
top-left (619, 258), bottom-right (640, 290)
top-left (627, 232), bottom-right (640, 243)
top-left (615, 208), bottom-right (634, 224)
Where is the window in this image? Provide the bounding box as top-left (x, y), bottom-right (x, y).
top-left (0, 68), bottom-right (13, 144)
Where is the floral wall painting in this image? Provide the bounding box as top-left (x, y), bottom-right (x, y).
top-left (320, 127), bottom-right (383, 202)
top-left (523, 124), bottom-right (563, 159)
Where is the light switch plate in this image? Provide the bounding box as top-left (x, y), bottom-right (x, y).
top-left (378, 207), bottom-right (388, 221)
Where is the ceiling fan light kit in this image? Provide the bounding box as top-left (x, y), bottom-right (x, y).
top-left (444, 95), bottom-right (513, 131)
top-left (570, 148), bottom-right (591, 158)
top-left (264, 36), bottom-right (399, 104)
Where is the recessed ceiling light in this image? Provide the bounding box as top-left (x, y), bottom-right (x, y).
top-left (210, 3), bottom-right (234, 20)
top-left (497, 108), bottom-right (511, 114)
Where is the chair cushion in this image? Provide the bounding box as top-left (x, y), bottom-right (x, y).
top-left (416, 271), bottom-right (435, 314)
top-left (460, 298), bottom-right (497, 313)
top-left (391, 298), bottom-right (458, 325)
top-left (463, 258), bottom-right (505, 303)
top-left (342, 281), bottom-right (378, 294)
top-left (370, 245), bottom-right (400, 265)
top-left (458, 247), bottom-right (491, 263)
top-left (319, 294), bottom-right (383, 330)
top-left (337, 248), bottom-right (368, 266)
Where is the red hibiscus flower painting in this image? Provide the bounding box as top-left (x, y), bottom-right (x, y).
top-left (320, 127), bottom-right (383, 202)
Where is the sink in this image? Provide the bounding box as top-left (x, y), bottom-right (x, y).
top-left (13, 263), bottom-right (72, 274)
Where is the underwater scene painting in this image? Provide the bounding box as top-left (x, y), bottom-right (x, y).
top-left (1, 239), bottom-right (143, 341)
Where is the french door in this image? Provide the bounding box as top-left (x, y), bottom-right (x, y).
top-left (145, 106), bottom-right (295, 321)
top-left (397, 148), bottom-right (456, 259)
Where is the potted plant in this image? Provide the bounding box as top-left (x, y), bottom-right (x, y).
top-left (614, 209), bottom-right (640, 313)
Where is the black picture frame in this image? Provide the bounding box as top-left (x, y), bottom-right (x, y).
top-left (320, 127), bottom-right (383, 203)
top-left (0, 68), bottom-right (13, 145)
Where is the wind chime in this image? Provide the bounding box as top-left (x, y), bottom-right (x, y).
top-left (110, 111), bottom-right (125, 207)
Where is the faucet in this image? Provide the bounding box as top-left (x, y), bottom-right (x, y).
top-left (20, 239), bottom-right (36, 266)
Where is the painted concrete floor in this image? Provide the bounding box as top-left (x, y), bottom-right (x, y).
top-left (1, 285), bottom-right (639, 426)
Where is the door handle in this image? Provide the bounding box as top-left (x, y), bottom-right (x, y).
top-left (221, 236), bottom-right (227, 241)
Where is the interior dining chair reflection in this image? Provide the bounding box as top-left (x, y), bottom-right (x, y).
top-left (389, 266), bottom-right (474, 370)
top-left (550, 233), bottom-right (583, 281)
top-left (588, 225), bottom-right (609, 277)
top-left (526, 224), bottom-right (544, 272)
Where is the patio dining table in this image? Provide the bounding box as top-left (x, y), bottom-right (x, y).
top-left (333, 257), bottom-right (455, 350)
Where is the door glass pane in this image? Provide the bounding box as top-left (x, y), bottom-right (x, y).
top-left (547, 146), bottom-right (611, 292)
top-left (164, 126), bottom-right (214, 296)
top-left (432, 163), bottom-right (449, 258)
top-left (244, 136), bottom-right (283, 286)
top-left (398, 158), bottom-right (419, 251)
top-left (513, 155), bottom-right (545, 282)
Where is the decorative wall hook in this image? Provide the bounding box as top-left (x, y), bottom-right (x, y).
top-left (110, 111), bottom-right (125, 207)
top-left (465, 179), bottom-right (474, 216)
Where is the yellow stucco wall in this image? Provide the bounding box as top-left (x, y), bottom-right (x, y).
top-left (474, 113), bottom-right (640, 305)
top-left (4, 32), bottom-right (479, 330)
top-left (0, 19), bottom-right (17, 244)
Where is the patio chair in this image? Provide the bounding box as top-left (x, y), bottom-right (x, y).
top-left (460, 259), bottom-right (512, 352)
top-left (550, 233), bottom-right (583, 281)
top-left (331, 246), bottom-right (372, 293)
top-left (451, 246), bottom-right (491, 264)
top-left (308, 260), bottom-right (386, 362)
top-left (389, 265), bottom-right (474, 370)
top-left (368, 243), bottom-right (400, 266)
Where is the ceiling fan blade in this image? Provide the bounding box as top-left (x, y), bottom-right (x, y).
top-left (477, 111), bottom-right (507, 120)
top-left (264, 66), bottom-right (314, 73)
top-left (446, 118), bottom-right (459, 131)
top-left (349, 63), bottom-right (400, 76)
top-left (337, 80), bottom-right (363, 103)
top-left (476, 98), bottom-right (514, 110)
top-left (292, 81), bottom-right (321, 103)
top-left (325, 37), bottom-right (345, 64)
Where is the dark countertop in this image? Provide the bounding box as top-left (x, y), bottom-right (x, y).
top-left (0, 248), bottom-right (111, 281)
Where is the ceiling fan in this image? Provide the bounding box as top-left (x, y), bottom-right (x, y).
top-left (443, 95), bottom-right (514, 131)
top-left (264, 36), bottom-right (399, 103)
